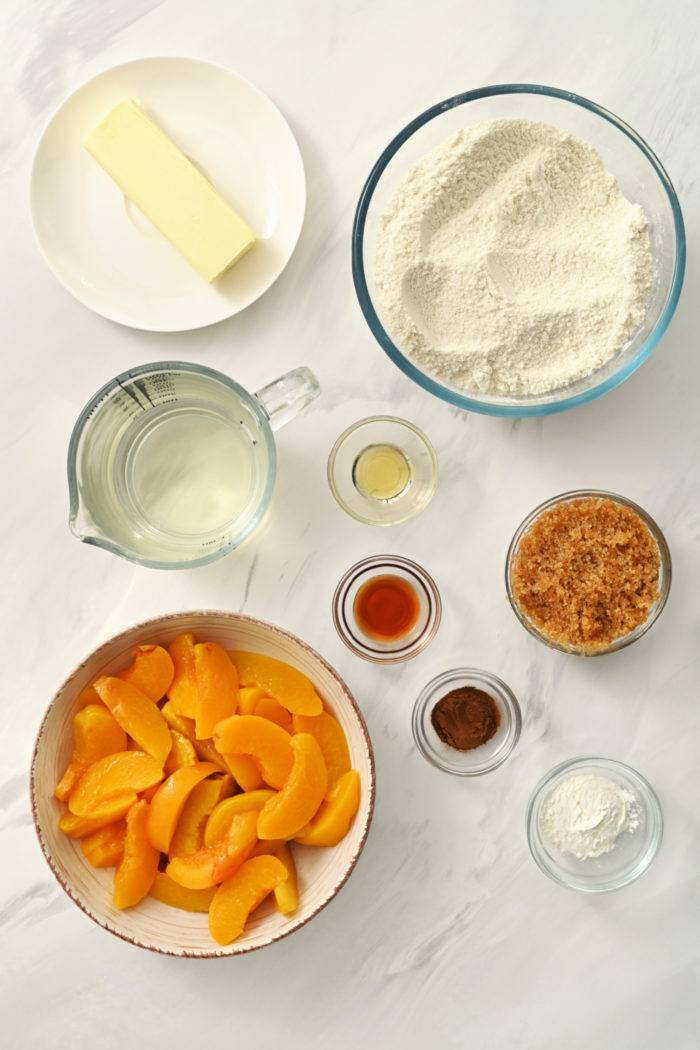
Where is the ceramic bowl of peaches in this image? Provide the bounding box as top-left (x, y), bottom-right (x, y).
top-left (31, 611), bottom-right (375, 957)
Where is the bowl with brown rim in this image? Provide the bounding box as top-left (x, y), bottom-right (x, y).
top-left (31, 610), bottom-right (375, 957)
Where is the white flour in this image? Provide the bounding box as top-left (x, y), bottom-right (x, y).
top-left (540, 774), bottom-right (640, 860)
top-left (374, 120), bottom-right (651, 395)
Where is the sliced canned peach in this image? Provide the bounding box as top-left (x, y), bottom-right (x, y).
top-left (163, 729), bottom-right (197, 775)
top-left (193, 641), bottom-right (239, 739)
top-left (292, 711), bottom-right (351, 792)
top-left (149, 871), bottom-right (216, 913)
top-left (272, 842), bottom-right (299, 915)
top-left (213, 715), bottom-right (293, 790)
top-left (169, 773), bottom-right (234, 858)
top-left (160, 702), bottom-right (231, 775)
top-left (112, 800), bottom-right (159, 909)
top-left (68, 752), bottom-right (163, 817)
top-left (237, 686), bottom-right (266, 716)
top-left (167, 811), bottom-right (258, 890)
top-left (77, 685), bottom-right (102, 707)
top-left (94, 676), bottom-right (172, 767)
top-left (146, 762), bottom-right (219, 853)
top-left (58, 798), bottom-right (134, 839)
top-left (81, 820), bottom-right (127, 868)
top-left (294, 769), bottom-right (360, 847)
top-left (116, 644), bottom-right (174, 702)
top-left (55, 705), bottom-right (128, 802)
top-left (255, 695), bottom-right (293, 732)
top-left (204, 789), bottom-right (276, 847)
top-left (208, 854), bottom-right (288, 946)
top-left (227, 651), bottom-right (322, 716)
top-left (258, 734), bottom-right (328, 840)
top-left (224, 753), bottom-right (264, 793)
top-left (167, 632), bottom-right (198, 718)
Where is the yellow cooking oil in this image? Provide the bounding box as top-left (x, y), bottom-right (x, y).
top-left (352, 443), bottom-right (411, 501)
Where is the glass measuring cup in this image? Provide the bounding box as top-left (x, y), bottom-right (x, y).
top-left (67, 361), bottom-right (320, 568)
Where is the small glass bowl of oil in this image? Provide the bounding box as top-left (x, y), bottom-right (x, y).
top-left (332, 554), bottom-right (441, 662)
top-left (327, 416), bottom-right (438, 525)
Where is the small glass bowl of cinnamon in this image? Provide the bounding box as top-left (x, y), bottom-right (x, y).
top-left (505, 490), bottom-right (672, 656)
top-left (412, 668), bottom-right (521, 775)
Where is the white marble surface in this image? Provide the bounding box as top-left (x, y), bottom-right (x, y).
top-left (2, 0), bottom-right (699, 1045)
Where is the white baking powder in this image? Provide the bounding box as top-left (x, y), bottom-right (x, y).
top-left (374, 120), bottom-right (652, 395)
top-left (540, 773), bottom-right (640, 860)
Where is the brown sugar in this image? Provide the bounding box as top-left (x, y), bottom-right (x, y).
top-left (509, 496), bottom-right (661, 652)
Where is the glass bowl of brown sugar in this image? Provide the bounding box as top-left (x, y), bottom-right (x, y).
top-left (412, 668), bottom-right (521, 775)
top-left (506, 490), bottom-right (671, 656)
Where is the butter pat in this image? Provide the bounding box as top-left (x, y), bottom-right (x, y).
top-left (83, 98), bottom-right (257, 282)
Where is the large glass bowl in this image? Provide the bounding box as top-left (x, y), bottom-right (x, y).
top-left (352, 84), bottom-right (685, 417)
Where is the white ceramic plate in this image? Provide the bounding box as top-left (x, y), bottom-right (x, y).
top-left (30, 57), bottom-right (306, 331)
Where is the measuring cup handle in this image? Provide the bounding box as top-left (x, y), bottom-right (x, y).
top-left (254, 367), bottom-right (320, 432)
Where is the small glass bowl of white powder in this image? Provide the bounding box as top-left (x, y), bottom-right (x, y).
top-left (526, 757), bottom-right (662, 892)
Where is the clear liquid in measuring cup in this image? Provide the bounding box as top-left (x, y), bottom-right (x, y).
top-left (119, 401), bottom-right (258, 539)
top-left (76, 375), bottom-right (273, 565)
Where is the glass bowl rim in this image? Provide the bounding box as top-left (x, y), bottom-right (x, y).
top-left (352, 82), bottom-right (686, 418)
top-left (525, 755), bottom-right (664, 892)
top-left (505, 488), bottom-right (672, 656)
top-left (411, 666), bottom-right (522, 775)
top-left (326, 414), bottom-right (439, 525)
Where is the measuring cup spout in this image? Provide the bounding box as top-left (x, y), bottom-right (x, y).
top-left (68, 493), bottom-right (107, 548)
top-left (254, 366), bottom-right (320, 431)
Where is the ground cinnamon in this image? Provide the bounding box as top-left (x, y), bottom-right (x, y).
top-left (430, 686), bottom-right (501, 751)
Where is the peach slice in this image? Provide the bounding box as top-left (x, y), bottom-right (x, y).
top-left (294, 769), bottom-right (361, 847)
top-left (81, 820), bottom-right (127, 868)
top-left (58, 798), bottom-right (134, 839)
top-left (77, 685), bottom-right (101, 707)
top-left (272, 843), bottom-right (299, 915)
top-left (204, 789), bottom-right (276, 847)
top-left (116, 644), bottom-right (174, 702)
top-left (292, 711), bottom-right (351, 791)
top-left (225, 753), bottom-right (264, 792)
top-left (149, 872), bottom-right (216, 913)
top-left (160, 702), bottom-right (232, 775)
top-left (208, 854), bottom-right (288, 946)
top-left (167, 632), bottom-right (199, 718)
top-left (167, 810), bottom-right (259, 890)
top-left (55, 705), bottom-right (128, 802)
top-left (237, 686), bottom-right (266, 716)
top-left (146, 762), bottom-right (219, 853)
top-left (213, 715), bottom-right (293, 790)
top-left (68, 752), bottom-right (163, 817)
top-left (193, 641), bottom-right (238, 740)
top-left (258, 733), bottom-right (328, 840)
top-left (227, 651), bottom-right (322, 716)
top-left (163, 729), bottom-right (197, 775)
top-left (252, 837), bottom-right (287, 857)
top-left (169, 773), bottom-right (234, 858)
top-left (94, 676), bottom-right (172, 767)
top-left (160, 701), bottom-right (196, 738)
top-left (113, 800), bottom-right (159, 909)
top-left (255, 695), bottom-right (293, 733)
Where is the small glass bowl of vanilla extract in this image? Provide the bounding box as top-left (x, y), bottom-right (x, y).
top-left (332, 554), bottom-right (441, 662)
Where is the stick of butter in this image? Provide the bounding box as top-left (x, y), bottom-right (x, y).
top-left (83, 97), bottom-right (257, 283)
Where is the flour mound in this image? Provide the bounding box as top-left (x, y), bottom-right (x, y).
top-left (374, 120), bottom-right (652, 396)
top-left (540, 774), bottom-right (640, 860)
